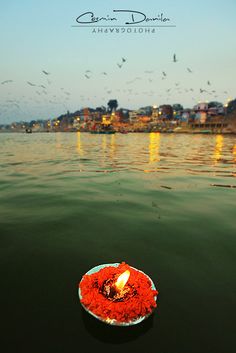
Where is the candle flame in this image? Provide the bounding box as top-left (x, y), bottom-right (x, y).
top-left (115, 270), bottom-right (130, 291)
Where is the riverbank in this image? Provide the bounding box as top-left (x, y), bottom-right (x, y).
top-left (1, 128), bottom-right (236, 134)
top-left (2, 114), bottom-right (236, 134)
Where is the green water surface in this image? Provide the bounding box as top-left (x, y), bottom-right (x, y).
top-left (0, 132), bottom-right (235, 353)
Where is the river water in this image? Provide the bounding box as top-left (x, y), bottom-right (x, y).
top-left (1, 132), bottom-right (235, 353)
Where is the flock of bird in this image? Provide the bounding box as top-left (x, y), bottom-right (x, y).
top-left (0, 54), bottom-right (230, 122)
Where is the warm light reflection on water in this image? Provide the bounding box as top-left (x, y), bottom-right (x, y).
top-left (109, 134), bottom-right (116, 160)
top-left (213, 135), bottom-right (224, 164)
top-left (149, 132), bottom-right (160, 164)
top-left (1, 133), bottom-right (236, 178)
top-left (233, 144), bottom-right (236, 163)
top-left (77, 132), bottom-right (84, 156)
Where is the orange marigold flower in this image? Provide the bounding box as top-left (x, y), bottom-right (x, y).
top-left (79, 263), bottom-right (158, 323)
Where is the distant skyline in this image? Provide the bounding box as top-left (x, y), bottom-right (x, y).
top-left (0, 0), bottom-right (236, 123)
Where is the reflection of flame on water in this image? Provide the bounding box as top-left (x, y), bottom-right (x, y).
top-left (101, 135), bottom-right (108, 169)
top-left (55, 132), bottom-right (62, 150)
top-left (213, 135), bottom-right (223, 164)
top-left (115, 270), bottom-right (130, 291)
top-left (233, 145), bottom-right (236, 163)
top-left (149, 132), bottom-right (160, 164)
top-left (77, 132), bottom-right (84, 156)
top-left (102, 135), bottom-right (107, 150)
top-left (109, 134), bottom-right (116, 159)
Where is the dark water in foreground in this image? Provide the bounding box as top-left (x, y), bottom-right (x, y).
top-left (0, 132), bottom-right (236, 353)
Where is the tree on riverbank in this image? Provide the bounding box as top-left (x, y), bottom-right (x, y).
top-left (227, 99), bottom-right (236, 115)
top-left (107, 100), bottom-right (118, 113)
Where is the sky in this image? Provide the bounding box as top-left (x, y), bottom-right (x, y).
top-left (0, 0), bottom-right (236, 123)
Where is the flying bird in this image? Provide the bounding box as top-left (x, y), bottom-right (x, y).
top-left (42, 70), bottom-right (50, 75)
top-left (187, 68), bottom-right (193, 73)
top-left (162, 71), bottom-right (167, 77)
top-left (1, 80), bottom-right (13, 84)
top-left (85, 74), bottom-right (90, 79)
top-left (101, 72), bottom-right (107, 75)
top-left (27, 81), bottom-right (36, 86)
top-left (117, 63), bottom-right (122, 68)
top-left (122, 57), bottom-right (127, 63)
top-left (173, 54), bottom-right (177, 62)
top-left (207, 81), bottom-right (211, 85)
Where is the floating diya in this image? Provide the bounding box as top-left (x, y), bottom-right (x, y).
top-left (78, 262), bottom-right (158, 326)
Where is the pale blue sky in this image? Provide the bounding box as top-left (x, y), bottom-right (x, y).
top-left (0, 0), bottom-right (236, 123)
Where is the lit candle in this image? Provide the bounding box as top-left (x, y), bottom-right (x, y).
top-left (79, 262), bottom-right (158, 326)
